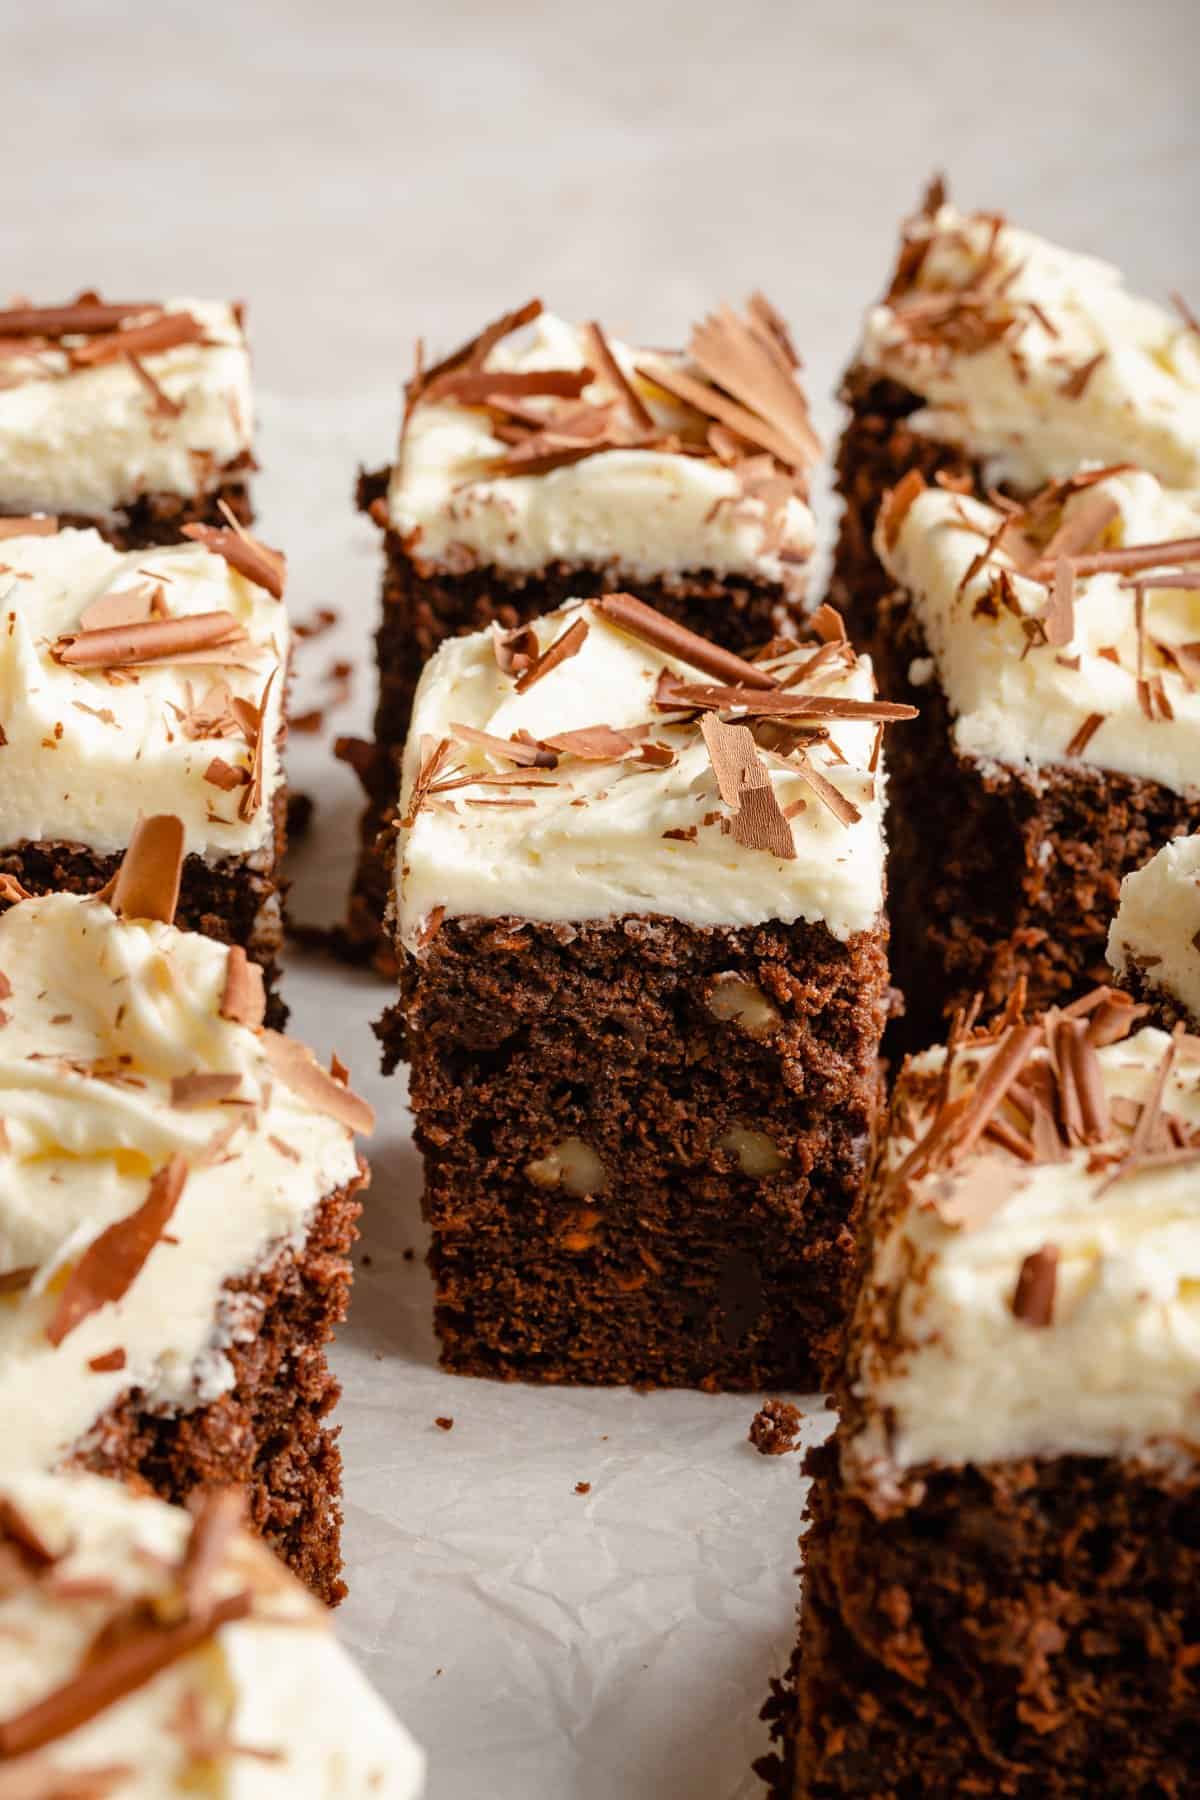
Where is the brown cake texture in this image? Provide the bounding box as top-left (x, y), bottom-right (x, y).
top-left (828, 366), bottom-right (980, 649)
top-left (1115, 961), bottom-right (1200, 1037)
top-left (871, 585), bottom-right (1198, 1046)
top-left (380, 912), bottom-right (887, 1392)
top-left (762, 1440), bottom-right (1200, 1799)
top-left (70, 1171), bottom-right (366, 1608)
top-left (761, 985), bottom-right (1200, 1797)
top-left (346, 293), bottom-right (820, 961)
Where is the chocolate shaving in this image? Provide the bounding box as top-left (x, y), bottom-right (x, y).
top-left (514, 617), bottom-right (589, 693)
top-left (687, 303), bottom-right (822, 469)
top-left (219, 947), bottom-right (265, 1029)
top-left (424, 367), bottom-right (592, 408)
top-left (492, 624), bottom-right (540, 677)
top-left (790, 752), bottom-right (861, 826)
top-left (1171, 291), bottom-right (1200, 336)
top-left (538, 725), bottom-right (638, 762)
top-left (109, 816), bottom-right (184, 925)
top-left (1064, 712), bottom-right (1105, 758)
top-left (654, 679), bottom-right (915, 723)
top-left (409, 299), bottom-right (542, 407)
top-left (1035, 536), bottom-right (1200, 581)
top-left (181, 523), bottom-right (285, 601)
top-left (261, 1033), bottom-right (374, 1135)
top-left (202, 757), bottom-right (247, 792)
top-left (54, 611), bottom-right (248, 670)
top-left (78, 582), bottom-right (166, 633)
top-left (1012, 1244), bottom-right (1058, 1327)
top-left (1058, 350), bottom-right (1106, 399)
top-left (1040, 491), bottom-right (1119, 563)
top-left (929, 1156), bottom-right (1027, 1230)
top-left (637, 353), bottom-right (813, 475)
top-left (596, 592), bottom-right (777, 690)
top-left (402, 736), bottom-right (453, 828)
top-left (68, 312), bottom-right (205, 369)
top-left (448, 723), bottom-right (557, 768)
top-left (169, 1073), bottom-right (242, 1109)
top-left (0, 1499), bottom-right (59, 1572)
top-left (880, 470), bottom-right (929, 549)
top-left (126, 352), bottom-right (183, 419)
top-left (699, 714), bottom-right (795, 860)
top-left (581, 320), bottom-right (653, 432)
top-left (179, 1489), bottom-right (245, 1617)
top-left (45, 1155), bottom-right (187, 1347)
top-left (0, 301), bottom-right (160, 339)
top-left (1044, 557), bottom-right (1076, 648)
top-left (234, 669), bottom-right (277, 824)
top-left (0, 1588), bottom-right (251, 1760)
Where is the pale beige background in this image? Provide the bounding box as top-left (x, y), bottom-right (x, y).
top-left (6, 3), bottom-right (1199, 1795)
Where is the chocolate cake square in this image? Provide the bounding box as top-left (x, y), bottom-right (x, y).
top-left (766, 988), bottom-right (1200, 1798)
top-left (379, 593), bottom-right (913, 1391)
top-left (346, 295), bottom-right (821, 962)
top-left (1109, 832), bottom-right (1200, 1033)
top-left (0, 515), bottom-right (291, 1014)
top-left (0, 830), bottom-right (375, 1606)
top-left (0, 297), bottom-right (255, 548)
top-left (829, 179), bottom-right (1200, 643)
top-left (869, 464), bottom-right (1200, 1044)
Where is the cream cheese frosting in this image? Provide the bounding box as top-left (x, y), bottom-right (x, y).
top-left (0, 300), bottom-right (253, 519)
top-left (846, 1022), bottom-right (1200, 1481)
top-left (1108, 834), bottom-right (1200, 1028)
top-left (0, 527), bottom-right (286, 857)
top-left (0, 891), bottom-right (363, 1471)
top-left (395, 598), bottom-right (890, 948)
top-left (875, 467), bottom-right (1200, 793)
top-left (387, 310), bottom-right (816, 585)
top-left (0, 1472), bottom-right (424, 1798)
top-left (857, 202), bottom-right (1200, 491)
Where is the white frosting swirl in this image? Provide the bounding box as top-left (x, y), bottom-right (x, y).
top-left (387, 313), bottom-right (814, 585)
top-left (0, 893), bottom-right (362, 1470)
top-left (0, 1472), bottom-right (424, 1798)
top-left (396, 599), bottom-right (886, 947)
top-left (1108, 834), bottom-right (1200, 1027)
top-left (876, 468), bottom-right (1200, 793)
top-left (0, 528), bottom-right (286, 857)
top-left (0, 301), bottom-right (253, 520)
top-left (858, 205), bottom-right (1200, 491)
